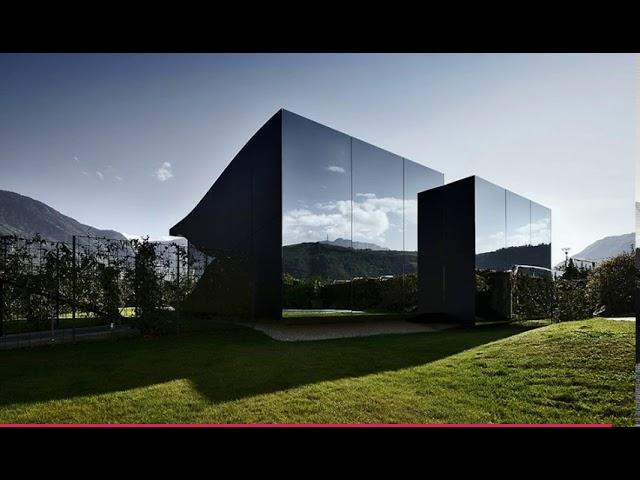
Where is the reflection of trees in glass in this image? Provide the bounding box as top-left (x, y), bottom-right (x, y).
top-left (283, 242), bottom-right (415, 281)
top-left (475, 244), bottom-right (551, 271)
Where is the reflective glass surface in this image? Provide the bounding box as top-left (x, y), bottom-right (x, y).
top-left (352, 139), bottom-right (404, 253)
top-left (476, 178), bottom-right (552, 272)
top-left (529, 200), bottom-right (551, 268)
top-left (281, 111), bottom-right (444, 313)
top-left (475, 177), bottom-right (506, 259)
top-left (506, 191), bottom-right (531, 248)
top-left (282, 112), bottom-right (351, 249)
top-left (530, 201), bottom-right (551, 246)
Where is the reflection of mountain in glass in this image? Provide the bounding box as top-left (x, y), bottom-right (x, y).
top-left (283, 242), bottom-right (415, 281)
top-left (319, 238), bottom-right (389, 251)
top-left (475, 243), bottom-right (551, 271)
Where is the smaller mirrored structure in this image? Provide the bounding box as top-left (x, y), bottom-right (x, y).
top-left (417, 176), bottom-right (551, 325)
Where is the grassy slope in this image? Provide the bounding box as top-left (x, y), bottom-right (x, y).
top-left (0, 318), bottom-right (634, 425)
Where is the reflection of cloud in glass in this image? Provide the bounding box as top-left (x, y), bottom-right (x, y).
top-left (326, 165), bottom-right (346, 174)
top-left (283, 193), bottom-right (413, 246)
top-left (530, 217), bottom-right (551, 246)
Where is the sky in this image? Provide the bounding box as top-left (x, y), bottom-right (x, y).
top-left (0, 53), bottom-right (636, 265)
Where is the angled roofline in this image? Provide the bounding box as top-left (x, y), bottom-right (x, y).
top-left (281, 108), bottom-right (443, 177)
top-left (169, 109), bottom-right (283, 236)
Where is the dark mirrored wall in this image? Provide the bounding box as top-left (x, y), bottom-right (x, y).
top-left (282, 111), bottom-right (444, 314)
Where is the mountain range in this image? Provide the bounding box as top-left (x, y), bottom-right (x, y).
top-left (0, 189), bottom-right (634, 268)
top-left (563, 232), bottom-right (634, 266)
top-left (0, 190), bottom-right (126, 243)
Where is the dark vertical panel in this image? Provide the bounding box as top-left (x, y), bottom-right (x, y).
top-left (417, 187), bottom-right (445, 315)
top-left (169, 111), bottom-right (282, 318)
top-left (251, 111), bottom-right (283, 318)
top-left (442, 177), bottom-right (476, 324)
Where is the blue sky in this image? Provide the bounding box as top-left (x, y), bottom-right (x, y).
top-left (0, 53), bottom-right (635, 264)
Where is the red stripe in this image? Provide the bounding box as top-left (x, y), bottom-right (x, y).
top-left (0, 423), bottom-right (612, 428)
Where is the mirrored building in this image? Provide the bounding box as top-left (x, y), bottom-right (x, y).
top-left (170, 109), bottom-right (444, 319)
top-left (417, 176), bottom-right (551, 324)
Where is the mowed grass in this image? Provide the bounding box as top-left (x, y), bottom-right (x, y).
top-left (0, 318), bottom-right (634, 425)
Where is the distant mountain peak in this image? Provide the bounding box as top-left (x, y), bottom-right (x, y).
top-left (554, 231), bottom-right (634, 268)
top-left (0, 189), bottom-right (127, 243)
top-left (319, 238), bottom-right (389, 251)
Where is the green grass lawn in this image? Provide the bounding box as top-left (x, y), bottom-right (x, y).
top-left (0, 318), bottom-right (634, 425)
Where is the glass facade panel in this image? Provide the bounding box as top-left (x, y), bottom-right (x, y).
top-left (530, 201), bottom-right (551, 247)
top-left (530, 201), bottom-right (552, 269)
top-left (352, 139), bottom-right (404, 253)
top-left (281, 112), bottom-right (352, 311)
top-left (281, 111), bottom-right (444, 315)
top-left (475, 177), bottom-right (506, 267)
top-left (282, 112), bottom-right (352, 250)
top-left (351, 139), bottom-right (403, 311)
top-left (506, 191), bottom-right (531, 248)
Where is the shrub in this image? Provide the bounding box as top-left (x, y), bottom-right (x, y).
top-left (552, 278), bottom-right (596, 322)
top-left (512, 274), bottom-right (554, 320)
top-left (511, 270), bottom-right (596, 322)
top-left (282, 273), bottom-right (322, 309)
top-left (586, 251), bottom-right (636, 316)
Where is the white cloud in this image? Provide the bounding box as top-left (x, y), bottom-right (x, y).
top-left (326, 165), bottom-right (345, 174)
top-left (73, 156), bottom-right (79, 163)
top-left (96, 171), bottom-right (104, 180)
top-left (155, 162), bottom-right (174, 182)
top-left (115, 175), bottom-right (123, 182)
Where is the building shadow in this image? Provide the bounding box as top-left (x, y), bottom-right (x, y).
top-left (0, 321), bottom-right (538, 411)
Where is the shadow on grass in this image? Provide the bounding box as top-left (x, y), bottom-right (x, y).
top-left (0, 319), bottom-right (539, 408)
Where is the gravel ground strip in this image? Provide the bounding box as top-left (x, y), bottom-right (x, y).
top-left (248, 320), bottom-right (457, 342)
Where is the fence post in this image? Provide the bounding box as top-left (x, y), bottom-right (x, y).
top-left (72, 235), bottom-right (76, 343)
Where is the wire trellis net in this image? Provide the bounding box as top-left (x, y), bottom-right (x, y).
top-left (0, 234), bottom-right (211, 346)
